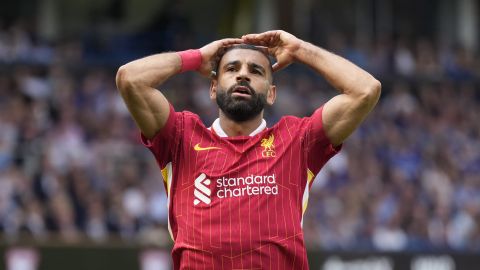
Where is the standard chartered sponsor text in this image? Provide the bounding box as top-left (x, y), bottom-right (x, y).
top-left (216, 174), bottom-right (279, 198)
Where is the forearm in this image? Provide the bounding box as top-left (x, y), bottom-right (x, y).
top-left (297, 42), bottom-right (381, 145)
top-left (294, 41), bottom-right (380, 97)
top-left (115, 52), bottom-right (189, 139)
top-left (116, 52), bottom-right (181, 90)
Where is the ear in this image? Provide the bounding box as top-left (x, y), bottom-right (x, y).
top-left (267, 84), bottom-right (276, 105)
top-left (210, 79), bottom-right (217, 101)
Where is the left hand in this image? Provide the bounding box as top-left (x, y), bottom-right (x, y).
top-left (242, 30), bottom-right (302, 71)
top-left (198, 38), bottom-right (243, 77)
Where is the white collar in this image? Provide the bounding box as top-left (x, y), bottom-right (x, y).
top-left (210, 118), bottom-right (267, 137)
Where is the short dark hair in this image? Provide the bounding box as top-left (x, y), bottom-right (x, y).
top-left (210, 44), bottom-right (275, 79)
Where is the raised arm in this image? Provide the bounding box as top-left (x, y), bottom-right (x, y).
top-left (242, 30), bottom-right (381, 146)
top-left (115, 38), bottom-right (242, 139)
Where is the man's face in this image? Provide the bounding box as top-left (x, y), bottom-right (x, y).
top-left (211, 49), bottom-right (276, 122)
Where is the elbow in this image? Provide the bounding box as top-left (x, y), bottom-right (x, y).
top-left (358, 79), bottom-right (381, 107)
top-left (365, 78), bottom-right (381, 102)
top-left (369, 79), bottom-right (382, 100)
top-left (115, 65), bottom-right (137, 92)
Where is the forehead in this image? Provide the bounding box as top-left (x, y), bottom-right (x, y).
top-left (220, 49), bottom-right (271, 69)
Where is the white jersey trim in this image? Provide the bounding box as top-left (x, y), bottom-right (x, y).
top-left (301, 169), bottom-right (316, 227)
top-left (161, 162), bottom-right (174, 241)
top-left (210, 118), bottom-right (267, 137)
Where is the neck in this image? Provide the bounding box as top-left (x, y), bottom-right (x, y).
top-left (219, 111), bottom-right (264, 136)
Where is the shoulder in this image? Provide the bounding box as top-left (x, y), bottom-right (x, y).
top-left (178, 110), bottom-right (201, 119)
top-left (176, 110), bottom-right (203, 123)
top-left (272, 115), bottom-right (310, 129)
top-left (268, 115), bottom-right (312, 139)
top-left (176, 110), bottom-right (209, 131)
top-left (154, 109), bottom-right (206, 139)
top-left (270, 109), bottom-right (329, 138)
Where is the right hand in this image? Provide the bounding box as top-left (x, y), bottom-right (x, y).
top-left (242, 30), bottom-right (302, 71)
top-left (198, 38), bottom-right (243, 77)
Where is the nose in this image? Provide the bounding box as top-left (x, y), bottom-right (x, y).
top-left (236, 67), bottom-right (250, 83)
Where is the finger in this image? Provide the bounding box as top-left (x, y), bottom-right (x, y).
top-left (255, 46), bottom-right (270, 54)
top-left (242, 32), bottom-right (271, 42)
top-left (241, 33), bottom-right (259, 40)
top-left (243, 33), bottom-right (281, 48)
top-left (241, 35), bottom-right (259, 44)
top-left (216, 39), bottom-right (244, 51)
top-left (220, 38), bottom-right (243, 45)
top-left (243, 30), bottom-right (277, 39)
top-left (242, 38), bottom-right (270, 47)
top-left (272, 61), bottom-right (289, 72)
top-left (272, 62), bottom-right (280, 72)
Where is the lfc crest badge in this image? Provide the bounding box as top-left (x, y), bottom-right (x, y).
top-left (261, 134), bottom-right (276, 158)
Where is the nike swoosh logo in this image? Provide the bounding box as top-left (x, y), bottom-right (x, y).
top-left (194, 143), bottom-right (222, 151)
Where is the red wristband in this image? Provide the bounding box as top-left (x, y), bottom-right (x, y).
top-left (178, 49), bottom-right (202, 72)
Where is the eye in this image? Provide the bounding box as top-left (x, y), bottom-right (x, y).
top-left (250, 68), bottom-right (261, 75)
top-left (226, 66), bottom-right (236, 72)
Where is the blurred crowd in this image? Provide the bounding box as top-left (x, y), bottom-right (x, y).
top-left (0, 21), bottom-right (480, 252)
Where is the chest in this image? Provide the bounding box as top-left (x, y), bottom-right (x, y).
top-left (181, 131), bottom-right (301, 178)
top-left (172, 128), bottom-right (308, 209)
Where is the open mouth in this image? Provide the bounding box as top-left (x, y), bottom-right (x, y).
top-left (232, 86), bottom-right (252, 96)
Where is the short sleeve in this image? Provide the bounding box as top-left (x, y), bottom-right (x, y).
top-left (303, 106), bottom-right (342, 174)
top-left (140, 104), bottom-right (182, 168)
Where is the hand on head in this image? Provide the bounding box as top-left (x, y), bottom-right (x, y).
top-left (198, 30), bottom-right (301, 77)
top-left (242, 30), bottom-right (302, 71)
top-left (198, 38), bottom-right (243, 77)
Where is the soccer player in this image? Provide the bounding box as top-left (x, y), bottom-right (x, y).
top-left (116, 30), bottom-right (381, 269)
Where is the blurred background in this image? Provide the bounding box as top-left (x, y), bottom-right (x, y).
top-left (1, 0), bottom-right (479, 269)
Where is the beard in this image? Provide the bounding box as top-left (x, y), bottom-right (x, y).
top-left (216, 81), bottom-right (268, 122)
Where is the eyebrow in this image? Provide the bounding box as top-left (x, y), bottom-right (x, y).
top-left (223, 61), bottom-right (267, 74)
top-left (250, 63), bottom-right (266, 74)
top-left (223, 60), bottom-right (240, 68)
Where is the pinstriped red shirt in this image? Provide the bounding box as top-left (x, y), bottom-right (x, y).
top-left (142, 104), bottom-right (341, 269)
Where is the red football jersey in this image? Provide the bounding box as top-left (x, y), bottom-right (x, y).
top-left (142, 104), bottom-right (341, 269)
